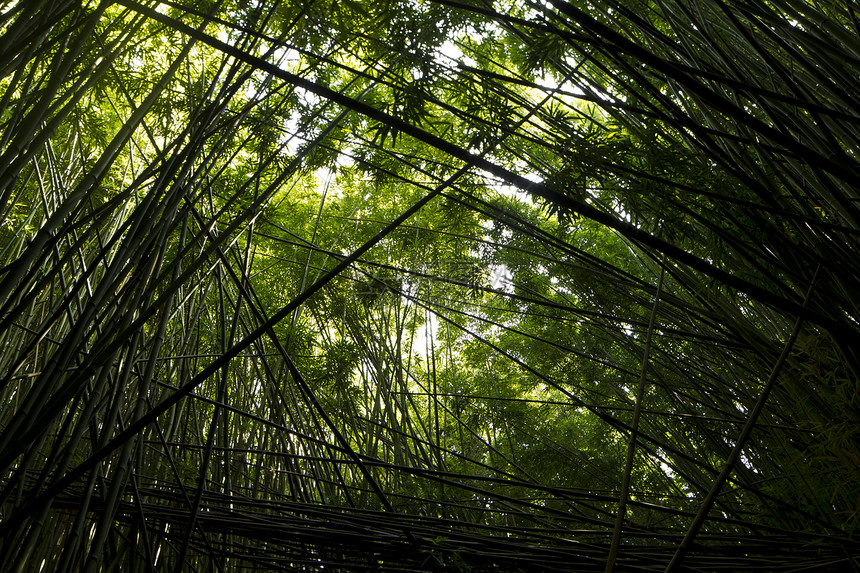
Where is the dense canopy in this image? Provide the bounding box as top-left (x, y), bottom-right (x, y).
top-left (0, 0), bottom-right (859, 571)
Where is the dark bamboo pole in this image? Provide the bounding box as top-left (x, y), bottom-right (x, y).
top-left (665, 265), bottom-right (821, 572)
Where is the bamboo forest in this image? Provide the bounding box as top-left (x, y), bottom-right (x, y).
top-left (1, 0), bottom-right (860, 571)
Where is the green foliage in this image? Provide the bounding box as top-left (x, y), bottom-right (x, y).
top-left (0, 1), bottom-right (857, 571)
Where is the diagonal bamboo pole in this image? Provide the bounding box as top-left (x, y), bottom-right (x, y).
top-left (665, 264), bottom-right (821, 573)
top-left (606, 258), bottom-right (666, 572)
